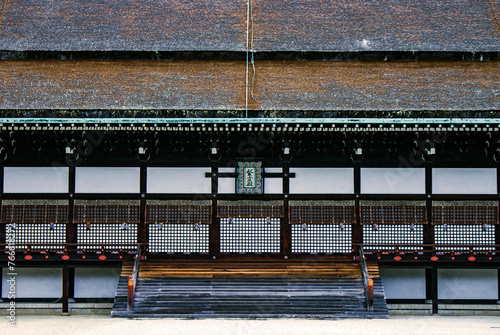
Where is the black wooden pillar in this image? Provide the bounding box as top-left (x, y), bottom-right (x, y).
top-left (209, 162), bottom-right (220, 256)
top-left (426, 265), bottom-right (438, 314)
top-left (281, 162), bottom-right (291, 255)
top-left (0, 165), bottom-right (3, 300)
top-left (69, 267), bottom-right (75, 301)
top-left (424, 162), bottom-right (434, 246)
top-left (353, 163), bottom-right (362, 251)
top-left (496, 164), bottom-right (500, 251)
top-left (67, 166), bottom-right (76, 250)
top-left (0, 165), bottom-right (5, 247)
top-left (138, 165), bottom-right (147, 246)
top-left (62, 265), bottom-right (69, 313)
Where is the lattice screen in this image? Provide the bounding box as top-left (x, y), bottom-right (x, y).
top-left (217, 200), bottom-right (284, 218)
top-left (360, 201), bottom-right (426, 224)
top-left (434, 224), bottom-right (495, 251)
top-left (148, 223), bottom-right (209, 253)
top-left (77, 223), bottom-right (137, 250)
top-left (362, 224), bottom-right (424, 251)
top-left (5, 223), bottom-right (66, 250)
top-left (432, 201), bottom-right (498, 225)
top-left (74, 200), bottom-right (140, 223)
top-left (1, 200), bottom-right (68, 224)
top-left (146, 200), bottom-right (212, 224)
top-left (289, 201), bottom-right (355, 224)
top-left (220, 217), bottom-right (280, 253)
top-left (291, 223), bottom-right (351, 253)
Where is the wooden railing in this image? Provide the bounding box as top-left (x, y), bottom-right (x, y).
top-left (359, 246), bottom-right (374, 312)
top-left (127, 244), bottom-right (143, 311)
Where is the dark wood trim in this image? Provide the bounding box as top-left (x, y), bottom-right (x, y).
top-left (281, 162), bottom-right (291, 255)
top-left (62, 266), bottom-right (69, 313)
top-left (209, 163), bottom-right (220, 256)
top-left (353, 163), bottom-right (362, 247)
top-left (66, 166), bottom-right (76, 247)
top-left (69, 267), bottom-right (75, 299)
top-left (424, 163), bottom-right (434, 247)
top-left (426, 266), bottom-right (438, 314)
top-left (430, 195), bottom-right (499, 201)
top-left (497, 164), bottom-right (500, 250)
top-left (0, 166), bottom-right (4, 245)
top-left (138, 165), bottom-right (147, 245)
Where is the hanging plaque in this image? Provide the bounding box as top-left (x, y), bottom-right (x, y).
top-left (237, 161), bottom-right (263, 194)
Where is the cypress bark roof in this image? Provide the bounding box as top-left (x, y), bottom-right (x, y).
top-left (1, 60), bottom-right (498, 111)
top-left (0, 0), bottom-right (499, 52)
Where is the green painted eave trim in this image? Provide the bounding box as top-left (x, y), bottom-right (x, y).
top-left (1, 118), bottom-right (500, 125)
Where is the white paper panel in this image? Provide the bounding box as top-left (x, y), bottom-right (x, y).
top-left (2, 268), bottom-right (62, 298)
top-left (147, 167), bottom-right (211, 194)
top-left (265, 178), bottom-right (283, 194)
top-left (218, 177), bottom-right (235, 194)
top-left (380, 268), bottom-right (426, 299)
top-left (4, 167), bottom-right (68, 193)
top-left (438, 269), bottom-right (498, 300)
top-left (290, 168), bottom-right (354, 194)
top-left (433, 168), bottom-right (497, 194)
top-left (361, 168), bottom-right (425, 194)
top-left (265, 167), bottom-right (283, 194)
top-left (74, 268), bottom-right (120, 298)
top-left (76, 167), bottom-right (140, 193)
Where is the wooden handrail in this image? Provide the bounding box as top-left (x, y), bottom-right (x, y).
top-left (127, 243), bottom-right (143, 311)
top-left (359, 246), bottom-right (374, 312)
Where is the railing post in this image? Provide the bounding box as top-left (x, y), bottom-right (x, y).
top-left (359, 247), bottom-right (373, 312)
top-left (127, 243), bottom-right (142, 311)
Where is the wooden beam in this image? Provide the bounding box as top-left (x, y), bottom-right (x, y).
top-left (424, 163), bottom-right (434, 247)
top-left (353, 163), bottom-right (362, 248)
top-left (496, 164), bottom-right (500, 248)
top-left (425, 263), bottom-right (439, 314)
top-left (66, 166), bottom-right (76, 249)
top-left (281, 162), bottom-right (291, 255)
top-left (62, 266), bottom-right (69, 314)
top-left (69, 267), bottom-right (75, 300)
top-left (0, 166), bottom-right (4, 248)
top-left (138, 165), bottom-right (147, 245)
top-left (209, 163), bottom-right (220, 256)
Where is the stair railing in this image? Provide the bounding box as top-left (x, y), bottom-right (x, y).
top-left (359, 246), bottom-right (374, 312)
top-left (127, 243), bottom-right (143, 311)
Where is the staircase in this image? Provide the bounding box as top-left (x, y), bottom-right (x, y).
top-left (111, 257), bottom-right (388, 318)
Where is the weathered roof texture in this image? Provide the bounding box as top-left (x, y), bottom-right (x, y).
top-left (0, 0), bottom-right (499, 52)
top-left (1, 60), bottom-right (498, 111)
top-left (0, 0), bottom-right (245, 51)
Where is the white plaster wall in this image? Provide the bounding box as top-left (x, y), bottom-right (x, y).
top-left (438, 269), bottom-right (498, 300)
top-left (290, 168), bottom-right (354, 194)
top-left (74, 268), bottom-right (120, 298)
top-left (147, 167), bottom-right (211, 194)
top-left (76, 167), bottom-right (140, 193)
top-left (2, 268), bottom-right (62, 298)
top-left (361, 168), bottom-right (425, 194)
top-left (380, 268), bottom-right (426, 299)
top-left (265, 168), bottom-right (283, 194)
top-left (4, 167), bottom-right (68, 193)
top-left (433, 168), bottom-right (497, 194)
